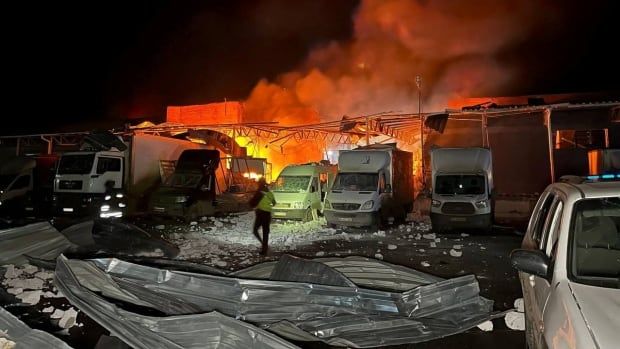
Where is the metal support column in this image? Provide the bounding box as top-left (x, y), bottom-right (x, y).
top-left (544, 108), bottom-right (555, 182)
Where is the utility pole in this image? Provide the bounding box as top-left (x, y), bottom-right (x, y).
top-left (416, 75), bottom-right (425, 188)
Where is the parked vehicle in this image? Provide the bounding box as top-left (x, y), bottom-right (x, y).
top-left (271, 163), bottom-right (337, 221)
top-left (149, 149), bottom-right (220, 220)
top-left (324, 144), bottom-right (414, 228)
top-left (53, 132), bottom-right (208, 218)
top-left (510, 174), bottom-right (620, 349)
top-left (0, 155), bottom-right (57, 217)
top-left (430, 147), bottom-right (493, 232)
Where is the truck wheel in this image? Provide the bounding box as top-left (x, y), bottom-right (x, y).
top-left (303, 208), bottom-right (314, 222)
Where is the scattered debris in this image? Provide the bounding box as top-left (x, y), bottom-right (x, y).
top-left (504, 311), bottom-right (525, 330)
top-left (421, 261), bottom-right (431, 267)
top-left (315, 251), bottom-right (325, 257)
top-left (16, 290), bottom-right (42, 305)
top-left (58, 308), bottom-right (79, 329)
top-left (387, 244), bottom-right (397, 250)
top-left (374, 253), bottom-right (384, 260)
top-left (477, 320), bottom-right (494, 332)
top-left (422, 233), bottom-right (436, 240)
top-left (461, 233), bottom-right (469, 237)
top-left (449, 249), bottom-right (463, 257)
top-left (430, 242), bottom-right (437, 248)
top-left (514, 298), bottom-right (524, 312)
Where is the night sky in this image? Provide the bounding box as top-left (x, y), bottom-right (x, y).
top-left (2, 0), bottom-right (618, 135)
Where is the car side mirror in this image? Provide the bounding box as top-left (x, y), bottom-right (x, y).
top-left (510, 249), bottom-right (550, 279)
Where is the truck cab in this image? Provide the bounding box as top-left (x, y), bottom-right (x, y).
top-left (149, 149), bottom-right (219, 219)
top-left (430, 147), bottom-right (493, 232)
top-left (53, 150), bottom-right (125, 216)
top-left (271, 163), bottom-right (336, 221)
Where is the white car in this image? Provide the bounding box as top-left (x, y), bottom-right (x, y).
top-left (511, 175), bottom-right (619, 349)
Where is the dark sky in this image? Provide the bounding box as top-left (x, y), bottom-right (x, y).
top-left (2, 0), bottom-right (618, 135)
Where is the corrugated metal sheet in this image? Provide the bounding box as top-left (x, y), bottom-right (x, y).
top-left (0, 306), bottom-right (73, 348)
top-left (56, 254), bottom-right (497, 348)
top-left (55, 255), bottom-right (300, 349)
top-left (0, 221), bottom-right (73, 265)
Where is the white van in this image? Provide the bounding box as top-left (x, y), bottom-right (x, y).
top-left (271, 163), bottom-right (336, 221)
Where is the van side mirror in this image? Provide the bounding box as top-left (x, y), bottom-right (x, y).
top-left (510, 249), bottom-right (550, 280)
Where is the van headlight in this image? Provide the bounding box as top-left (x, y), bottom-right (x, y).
top-left (361, 200), bottom-right (374, 210)
top-left (431, 199), bottom-right (441, 208)
top-left (175, 196), bottom-right (189, 203)
top-left (475, 200), bottom-right (489, 209)
top-left (292, 201), bottom-right (304, 209)
top-left (324, 199), bottom-right (331, 209)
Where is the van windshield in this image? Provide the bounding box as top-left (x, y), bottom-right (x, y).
top-left (570, 197), bottom-right (620, 288)
top-left (272, 176), bottom-right (311, 193)
top-left (435, 175), bottom-right (485, 195)
top-left (57, 154), bottom-right (95, 175)
top-left (332, 173), bottom-right (378, 191)
top-left (164, 173), bottom-right (203, 188)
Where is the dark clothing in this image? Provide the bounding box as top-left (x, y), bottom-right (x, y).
top-left (253, 209), bottom-right (271, 254)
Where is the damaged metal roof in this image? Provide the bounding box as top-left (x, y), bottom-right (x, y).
top-left (0, 306), bottom-right (73, 348)
top-left (55, 254), bottom-right (498, 348)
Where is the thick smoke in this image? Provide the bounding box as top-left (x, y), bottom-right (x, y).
top-left (245, 0), bottom-right (550, 122)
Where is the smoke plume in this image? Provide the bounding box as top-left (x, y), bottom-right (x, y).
top-left (245, 0), bottom-right (551, 122)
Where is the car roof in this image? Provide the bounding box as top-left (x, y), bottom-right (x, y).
top-left (552, 180), bottom-right (620, 200)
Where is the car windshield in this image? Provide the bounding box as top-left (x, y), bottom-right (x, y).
top-left (570, 197), bottom-right (620, 288)
top-left (272, 176), bottom-right (311, 193)
top-left (0, 175), bottom-right (15, 190)
top-left (57, 154), bottom-right (95, 175)
top-left (435, 175), bottom-right (485, 195)
top-left (332, 173), bottom-right (378, 191)
top-left (163, 173), bottom-right (203, 188)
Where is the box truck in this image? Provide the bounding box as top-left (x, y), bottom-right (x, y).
top-left (324, 144), bottom-right (414, 228)
top-left (52, 132), bottom-right (209, 218)
top-left (430, 147), bottom-right (493, 232)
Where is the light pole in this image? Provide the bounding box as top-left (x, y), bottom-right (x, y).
top-left (416, 75), bottom-right (425, 188)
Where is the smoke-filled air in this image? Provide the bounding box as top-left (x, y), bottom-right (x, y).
top-left (244, 0), bottom-right (552, 124)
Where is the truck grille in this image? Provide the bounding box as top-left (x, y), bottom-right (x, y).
top-left (58, 180), bottom-right (83, 190)
top-left (441, 202), bottom-right (475, 214)
top-left (331, 203), bottom-right (361, 211)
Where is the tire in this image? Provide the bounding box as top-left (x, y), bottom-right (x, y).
top-left (303, 208), bottom-right (313, 222)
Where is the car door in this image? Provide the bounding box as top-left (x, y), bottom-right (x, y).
top-left (520, 191), bottom-right (555, 346)
top-left (532, 197), bottom-right (564, 348)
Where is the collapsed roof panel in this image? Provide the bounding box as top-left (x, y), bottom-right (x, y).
top-left (56, 254), bottom-right (497, 348)
top-left (0, 306), bottom-right (73, 349)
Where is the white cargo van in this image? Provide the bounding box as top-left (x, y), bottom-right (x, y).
top-left (271, 163), bottom-right (336, 221)
top-left (430, 147), bottom-right (493, 232)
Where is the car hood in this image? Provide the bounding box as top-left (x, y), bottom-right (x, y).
top-left (569, 281), bottom-right (620, 349)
